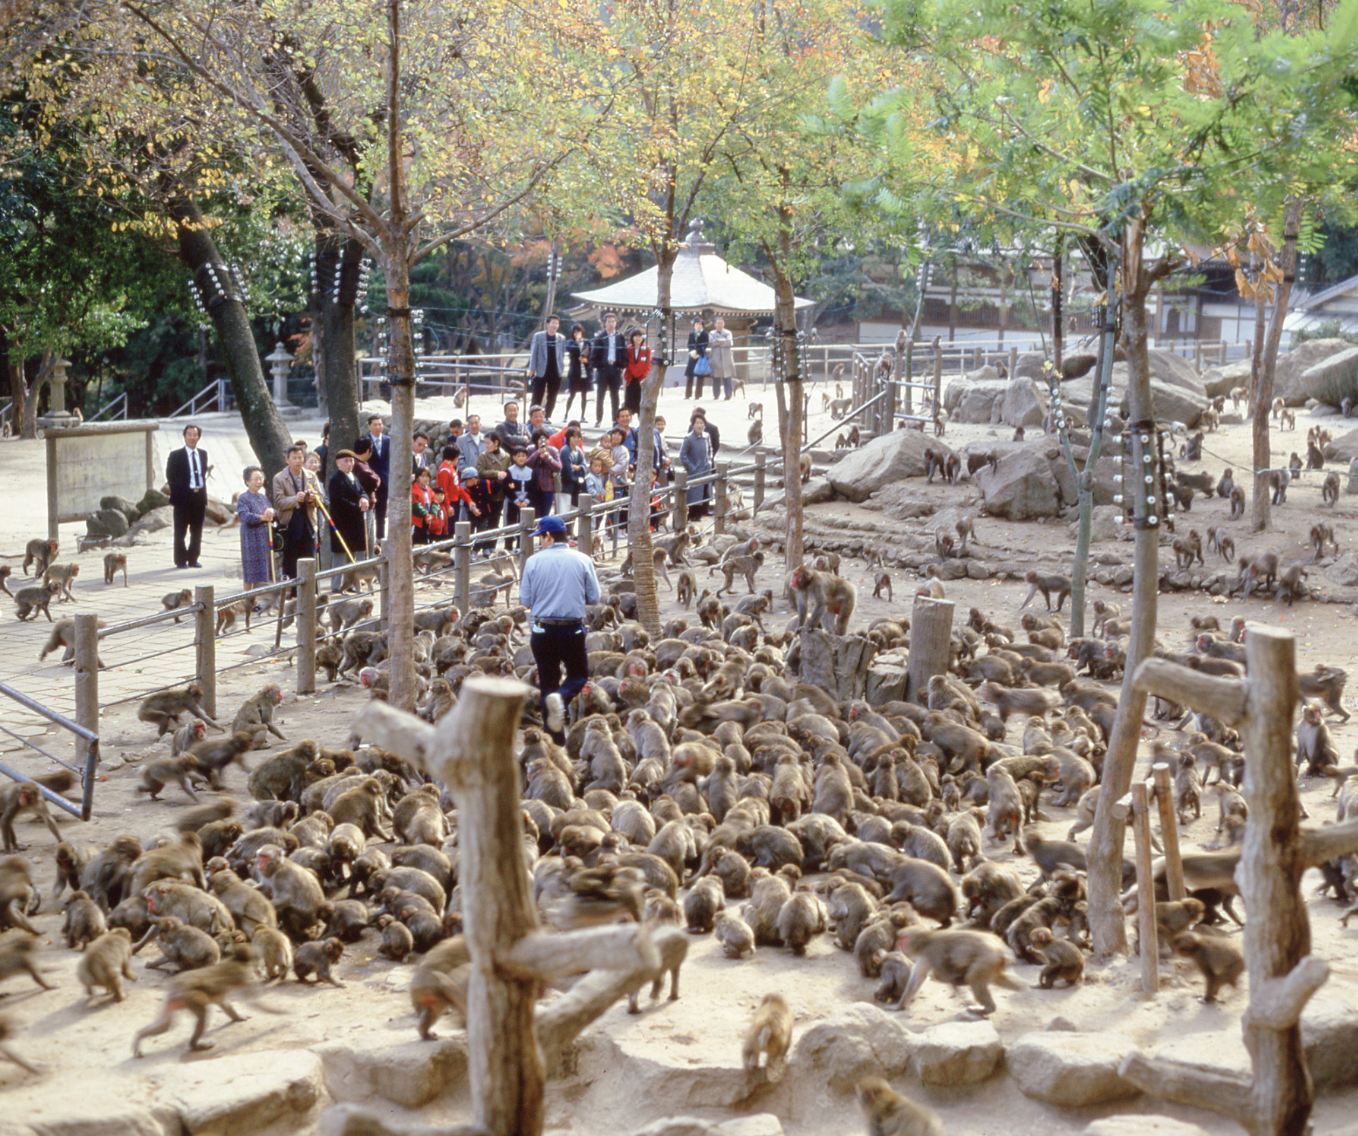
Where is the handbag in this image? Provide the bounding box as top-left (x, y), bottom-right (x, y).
top-left (694, 354), bottom-right (712, 377)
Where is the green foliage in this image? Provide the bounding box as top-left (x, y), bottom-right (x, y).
top-left (1292, 318), bottom-right (1358, 346)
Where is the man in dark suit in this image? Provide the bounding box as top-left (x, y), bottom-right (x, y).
top-left (360, 414), bottom-right (390, 539)
top-left (591, 312), bottom-right (627, 428)
top-left (166, 423), bottom-right (209, 568)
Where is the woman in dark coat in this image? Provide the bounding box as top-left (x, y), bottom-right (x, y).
top-left (563, 323), bottom-right (592, 422)
top-left (683, 317), bottom-right (709, 401)
top-left (327, 450), bottom-right (371, 570)
top-left (679, 414), bottom-right (713, 519)
top-left (237, 466), bottom-right (276, 588)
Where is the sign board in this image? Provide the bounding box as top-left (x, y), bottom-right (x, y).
top-left (44, 422), bottom-right (160, 541)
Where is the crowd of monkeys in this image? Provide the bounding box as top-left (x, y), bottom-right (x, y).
top-left (7, 516), bottom-right (1351, 1136)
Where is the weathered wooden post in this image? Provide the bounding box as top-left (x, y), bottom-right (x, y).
top-left (349, 679), bottom-right (662, 1136)
top-left (1219, 339), bottom-right (1229, 366)
top-left (297, 558), bottom-right (316, 695)
top-left (714, 463), bottom-right (729, 535)
top-left (73, 612), bottom-right (99, 763)
top-left (194, 585), bottom-right (216, 719)
top-left (454, 520), bottom-right (472, 615)
top-left (906, 596), bottom-right (953, 704)
top-left (578, 507), bottom-right (594, 558)
top-left (1151, 763), bottom-right (1185, 900)
top-left (377, 557), bottom-right (391, 636)
top-left (519, 507), bottom-right (536, 576)
top-left (1130, 782), bottom-right (1158, 993)
top-left (672, 470), bottom-right (688, 532)
top-left (1008, 344), bottom-right (1019, 379)
top-left (1123, 624), bottom-right (1333, 1136)
top-left (753, 451), bottom-right (766, 515)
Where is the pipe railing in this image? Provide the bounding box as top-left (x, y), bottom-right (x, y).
top-left (85, 391), bottom-right (129, 423)
top-left (0, 679), bottom-right (99, 821)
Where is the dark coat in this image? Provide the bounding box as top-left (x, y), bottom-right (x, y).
top-left (166, 446), bottom-right (209, 505)
top-left (327, 469), bottom-right (369, 558)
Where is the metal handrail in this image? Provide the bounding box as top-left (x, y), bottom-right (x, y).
top-left (86, 391), bottom-right (129, 423)
top-left (170, 378), bottom-right (228, 418)
top-left (0, 681), bottom-right (99, 820)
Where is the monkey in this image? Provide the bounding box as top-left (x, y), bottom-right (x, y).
top-left (62, 888), bottom-right (108, 950)
top-left (1298, 664), bottom-right (1349, 722)
top-left (742, 992), bottom-right (793, 1081)
top-left (293, 936), bottom-right (345, 987)
top-left (1228, 485), bottom-right (1244, 520)
top-left (328, 596), bottom-right (375, 635)
top-left (892, 927), bottom-right (1019, 1016)
top-left (934, 529), bottom-right (955, 560)
top-left (1172, 931), bottom-right (1244, 1002)
top-left (76, 928), bottom-right (137, 1001)
top-left (1028, 926), bottom-right (1084, 988)
top-left (246, 739), bottom-right (322, 802)
top-left (923, 448), bottom-right (944, 484)
top-left (162, 588), bottom-right (194, 623)
top-left (873, 951), bottom-right (913, 1005)
top-left (1276, 561), bottom-right (1310, 606)
top-left (955, 516), bottom-right (974, 552)
top-left (232, 684), bottom-right (286, 748)
top-left (789, 565), bottom-right (856, 635)
top-left (714, 909), bottom-right (755, 959)
top-left (0, 566), bottom-right (9, 598)
top-left (1090, 599), bottom-right (1121, 636)
top-left (1240, 551), bottom-right (1279, 600)
top-left (1323, 470), bottom-right (1341, 507)
top-left (778, 888), bottom-right (828, 955)
top-left (1268, 468), bottom-right (1291, 505)
top-left (1297, 704), bottom-right (1339, 777)
top-left (977, 682), bottom-right (1060, 722)
top-left (255, 843), bottom-right (327, 940)
top-left (933, 409), bottom-right (948, 437)
top-left (1019, 570), bottom-right (1071, 612)
top-left (1174, 752), bottom-right (1202, 824)
top-left (1217, 532), bottom-right (1236, 563)
top-left (248, 924), bottom-right (292, 981)
top-left (1308, 438), bottom-right (1325, 469)
top-left (13, 580), bottom-right (59, 621)
top-left (710, 552), bottom-right (764, 597)
top-left (138, 683), bottom-right (219, 737)
top-left (132, 943), bottom-right (259, 1055)
top-left (1312, 522), bottom-right (1339, 563)
top-left (985, 765), bottom-right (1023, 853)
top-left (376, 914), bottom-right (414, 962)
top-left (1180, 432), bottom-right (1204, 461)
top-left (0, 932), bottom-right (52, 992)
top-left (942, 453), bottom-right (961, 483)
top-left (410, 935), bottom-right (472, 1039)
top-left (136, 915), bottom-right (221, 972)
top-left (0, 772), bottom-right (69, 853)
top-left (798, 452), bottom-right (813, 483)
top-left (171, 718), bottom-right (208, 757)
top-left (748, 418), bottom-right (763, 446)
top-left (103, 551), bottom-right (128, 587)
top-left (684, 875), bottom-right (725, 933)
top-left (22, 538), bottom-right (57, 577)
top-left (873, 570), bottom-right (892, 602)
top-left (1172, 530), bottom-right (1204, 570)
top-left (42, 562), bottom-right (79, 603)
top-left (748, 401), bottom-right (763, 419)
top-left (187, 731), bottom-right (255, 790)
top-left (855, 1075), bottom-right (946, 1136)
top-left (136, 755), bottom-right (209, 802)
top-left (330, 778), bottom-right (394, 841)
top-left (1216, 468), bottom-right (1234, 499)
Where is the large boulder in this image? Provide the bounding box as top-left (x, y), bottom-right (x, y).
top-left (945, 378), bottom-right (1007, 424)
top-left (910, 1020), bottom-right (1002, 1086)
top-left (1301, 994), bottom-right (1358, 1088)
top-left (974, 441), bottom-right (1077, 520)
top-left (1062, 349), bottom-right (1210, 427)
top-left (1299, 346), bottom-right (1358, 409)
top-left (1200, 357), bottom-right (1253, 399)
top-left (128, 505), bottom-right (173, 537)
top-left (99, 495), bottom-right (140, 524)
top-left (1326, 552), bottom-right (1358, 588)
top-left (1007, 1031), bottom-right (1140, 1106)
top-left (1001, 378), bottom-right (1048, 428)
top-left (1275, 338), bottom-right (1354, 404)
top-left (85, 508), bottom-right (129, 538)
top-left (827, 430), bottom-right (951, 503)
top-left (1013, 352), bottom-right (1047, 382)
top-left (790, 1004), bottom-right (913, 1091)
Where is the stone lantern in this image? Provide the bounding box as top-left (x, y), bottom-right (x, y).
top-left (266, 342), bottom-right (295, 408)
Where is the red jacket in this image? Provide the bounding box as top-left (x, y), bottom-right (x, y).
top-left (436, 460), bottom-right (474, 509)
top-left (625, 343), bottom-right (651, 384)
top-left (411, 482), bottom-right (434, 529)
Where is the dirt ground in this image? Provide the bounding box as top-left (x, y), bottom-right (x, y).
top-left (3, 386), bottom-right (1358, 1135)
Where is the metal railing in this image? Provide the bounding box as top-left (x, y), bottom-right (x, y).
top-left (170, 378), bottom-right (230, 418)
top-left (0, 400), bottom-right (12, 434)
top-left (85, 391), bottom-right (128, 423)
top-left (0, 680), bottom-right (99, 820)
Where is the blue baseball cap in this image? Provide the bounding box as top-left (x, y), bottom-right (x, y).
top-left (535, 515), bottom-right (568, 537)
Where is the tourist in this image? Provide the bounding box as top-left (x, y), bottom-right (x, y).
top-left (236, 466), bottom-right (275, 589)
top-left (272, 444), bottom-right (321, 581)
top-left (518, 514), bottom-right (600, 742)
top-left (326, 449), bottom-right (370, 587)
top-left (457, 414), bottom-right (485, 472)
top-left (681, 414), bottom-right (713, 520)
top-left (359, 415), bottom-right (390, 539)
top-left (527, 314), bottom-right (567, 420)
top-left (591, 311), bottom-right (627, 427)
top-left (313, 421), bottom-right (332, 482)
top-left (505, 443), bottom-right (533, 537)
top-left (412, 431), bottom-right (433, 476)
top-left (436, 444), bottom-right (479, 526)
top-left (563, 323), bottom-right (592, 422)
top-left (166, 423), bottom-right (209, 569)
top-left (527, 428), bottom-right (562, 519)
top-left (475, 431), bottom-right (512, 553)
top-left (684, 316), bottom-right (709, 400)
top-left (497, 401), bottom-right (526, 449)
top-left (411, 465), bottom-right (435, 545)
top-left (623, 328), bottom-right (651, 417)
top-left (707, 316), bottom-right (735, 401)
top-left (559, 426), bottom-right (587, 509)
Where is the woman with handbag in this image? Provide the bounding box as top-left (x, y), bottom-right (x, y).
top-left (684, 317), bottom-right (709, 401)
top-left (623, 328), bottom-right (651, 417)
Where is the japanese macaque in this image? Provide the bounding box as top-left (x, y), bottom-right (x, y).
top-left (162, 588), bottom-right (194, 622)
top-left (132, 943), bottom-right (259, 1055)
top-left (1019, 571), bottom-right (1071, 612)
top-left (232, 684), bottom-right (286, 748)
top-left (1029, 927), bottom-right (1084, 988)
top-left (410, 935), bottom-right (471, 1039)
top-left (1297, 704), bottom-right (1340, 777)
top-left (955, 516), bottom-right (974, 552)
top-left (1276, 561), bottom-right (1309, 606)
top-left (136, 756), bottom-right (209, 802)
top-left (1229, 486), bottom-right (1245, 520)
top-left (137, 683), bottom-right (219, 737)
top-left (13, 581), bottom-right (59, 621)
top-left (171, 718), bottom-right (207, 757)
top-left (748, 418), bottom-right (763, 446)
top-left (76, 928), bottom-right (136, 1001)
top-left (933, 409), bottom-right (948, 437)
top-left (1297, 664), bottom-right (1349, 722)
top-left (22, 538), bottom-right (57, 577)
top-left (1308, 437), bottom-right (1325, 469)
top-left (934, 530), bottom-right (955, 559)
top-left (923, 449), bottom-right (945, 484)
top-left (742, 992), bottom-right (793, 1082)
top-left (873, 570), bottom-right (893, 602)
top-left (789, 565), bottom-right (856, 635)
top-left (1323, 471), bottom-right (1341, 507)
top-left (892, 928), bottom-right (1019, 1016)
top-left (1240, 552), bottom-right (1279, 599)
top-left (1173, 931), bottom-right (1244, 1002)
top-left (798, 453), bottom-right (813, 483)
top-left (1216, 468), bottom-right (1234, 499)
top-left (1312, 523), bottom-right (1339, 562)
top-left (38, 617), bottom-right (107, 667)
top-left (42, 563), bottom-right (79, 603)
top-left (103, 551), bottom-right (128, 586)
top-left (855, 1076), bottom-right (946, 1136)
top-left (0, 772), bottom-right (69, 852)
top-left (62, 889), bottom-right (107, 950)
top-left (1172, 530), bottom-right (1204, 570)
top-left (711, 552), bottom-right (764, 597)
top-left (294, 937), bottom-right (345, 987)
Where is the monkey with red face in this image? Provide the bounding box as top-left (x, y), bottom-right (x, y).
top-left (789, 566), bottom-right (856, 635)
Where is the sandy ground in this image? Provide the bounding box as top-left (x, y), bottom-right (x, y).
top-left (2, 383), bottom-right (1358, 1134)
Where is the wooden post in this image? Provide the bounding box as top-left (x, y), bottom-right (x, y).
top-left (578, 507), bottom-right (593, 558)
top-left (882, 363), bottom-right (897, 435)
top-left (454, 520), bottom-right (471, 615)
top-left (1194, 340), bottom-right (1204, 372)
top-left (377, 557), bottom-right (391, 636)
top-left (672, 469), bottom-right (688, 532)
top-left (906, 596), bottom-right (953, 704)
top-left (519, 508), bottom-right (536, 576)
top-left (350, 680), bottom-right (662, 1136)
top-left (296, 558), bottom-right (316, 695)
top-left (1151, 763), bottom-right (1185, 900)
top-left (194, 585), bottom-right (216, 720)
top-left (753, 451), bottom-right (766, 515)
top-left (933, 342), bottom-right (943, 426)
top-left (714, 463), bottom-right (729, 535)
top-left (973, 345), bottom-right (983, 369)
top-left (73, 612), bottom-right (99, 765)
top-left (1219, 339), bottom-right (1229, 366)
top-left (1130, 783), bottom-right (1158, 994)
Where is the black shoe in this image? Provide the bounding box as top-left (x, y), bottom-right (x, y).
top-left (189, 561), bottom-right (202, 568)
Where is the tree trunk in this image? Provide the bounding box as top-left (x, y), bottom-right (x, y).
top-left (1249, 248), bottom-right (1270, 532)
top-left (628, 254), bottom-right (671, 642)
top-left (315, 228), bottom-right (364, 449)
top-left (1051, 237), bottom-right (1064, 375)
top-left (1088, 211), bottom-right (1160, 958)
top-left (166, 195), bottom-right (290, 471)
top-left (21, 352), bottom-right (52, 435)
top-left (770, 214), bottom-right (803, 577)
top-left (1251, 198), bottom-right (1304, 533)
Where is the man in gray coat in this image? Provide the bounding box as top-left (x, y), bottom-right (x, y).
top-left (528, 315), bottom-right (567, 421)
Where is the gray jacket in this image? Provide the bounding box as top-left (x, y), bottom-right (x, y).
top-left (456, 431), bottom-right (485, 476)
top-left (529, 330), bottom-right (567, 377)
